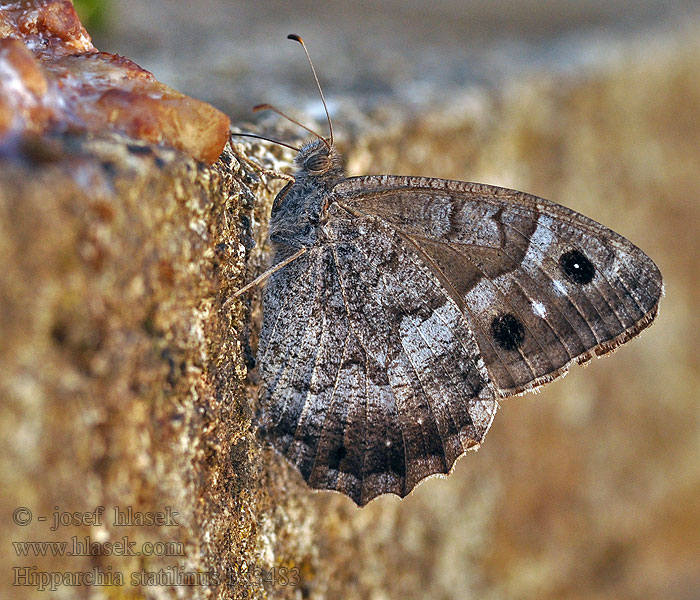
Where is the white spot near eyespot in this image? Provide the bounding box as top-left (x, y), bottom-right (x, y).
top-left (385, 439), bottom-right (392, 447)
top-left (464, 279), bottom-right (499, 315)
top-left (532, 301), bottom-right (547, 318)
top-left (552, 280), bottom-right (567, 296)
top-left (522, 215), bottom-right (556, 268)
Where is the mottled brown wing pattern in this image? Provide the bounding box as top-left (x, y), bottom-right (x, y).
top-left (257, 172), bottom-right (661, 505)
top-left (245, 37), bottom-right (662, 506)
top-left (334, 175), bottom-right (662, 396)
top-left (258, 208), bottom-right (498, 505)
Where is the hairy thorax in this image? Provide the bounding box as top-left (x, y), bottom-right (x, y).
top-left (268, 139), bottom-right (346, 250)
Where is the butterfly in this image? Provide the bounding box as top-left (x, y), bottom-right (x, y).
top-left (233, 35), bottom-right (663, 506)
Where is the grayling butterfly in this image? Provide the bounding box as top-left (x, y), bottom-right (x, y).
top-left (233, 35), bottom-right (662, 506)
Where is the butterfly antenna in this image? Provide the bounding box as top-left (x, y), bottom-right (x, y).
top-left (253, 103), bottom-right (330, 151)
top-left (229, 131), bottom-right (301, 152)
top-left (287, 34), bottom-right (334, 147)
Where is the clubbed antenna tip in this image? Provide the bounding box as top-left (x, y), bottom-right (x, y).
top-left (287, 33), bottom-right (334, 147)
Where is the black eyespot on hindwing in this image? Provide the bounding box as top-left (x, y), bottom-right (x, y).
top-left (559, 250), bottom-right (595, 284)
top-left (491, 313), bottom-right (525, 351)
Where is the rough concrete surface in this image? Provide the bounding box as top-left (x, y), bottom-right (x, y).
top-left (1, 1), bottom-right (699, 599)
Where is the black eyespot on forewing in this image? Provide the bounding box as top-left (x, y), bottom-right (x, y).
top-left (560, 250), bottom-right (595, 284)
top-left (491, 313), bottom-right (525, 351)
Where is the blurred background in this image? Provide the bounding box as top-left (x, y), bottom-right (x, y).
top-left (77, 1), bottom-right (700, 598)
top-left (82, 1), bottom-right (699, 116)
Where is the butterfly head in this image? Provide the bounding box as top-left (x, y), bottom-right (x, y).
top-left (295, 138), bottom-right (344, 181)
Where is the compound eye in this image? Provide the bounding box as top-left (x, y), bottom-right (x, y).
top-left (304, 152), bottom-right (330, 172)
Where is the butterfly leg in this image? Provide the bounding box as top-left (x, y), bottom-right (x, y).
top-left (226, 246), bottom-right (309, 303)
top-left (231, 145), bottom-right (296, 183)
top-left (320, 196), bottom-right (332, 220)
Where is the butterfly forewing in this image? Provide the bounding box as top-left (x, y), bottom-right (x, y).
top-left (333, 175), bottom-right (663, 395)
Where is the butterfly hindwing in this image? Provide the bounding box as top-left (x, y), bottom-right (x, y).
top-left (258, 208), bottom-right (498, 505)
